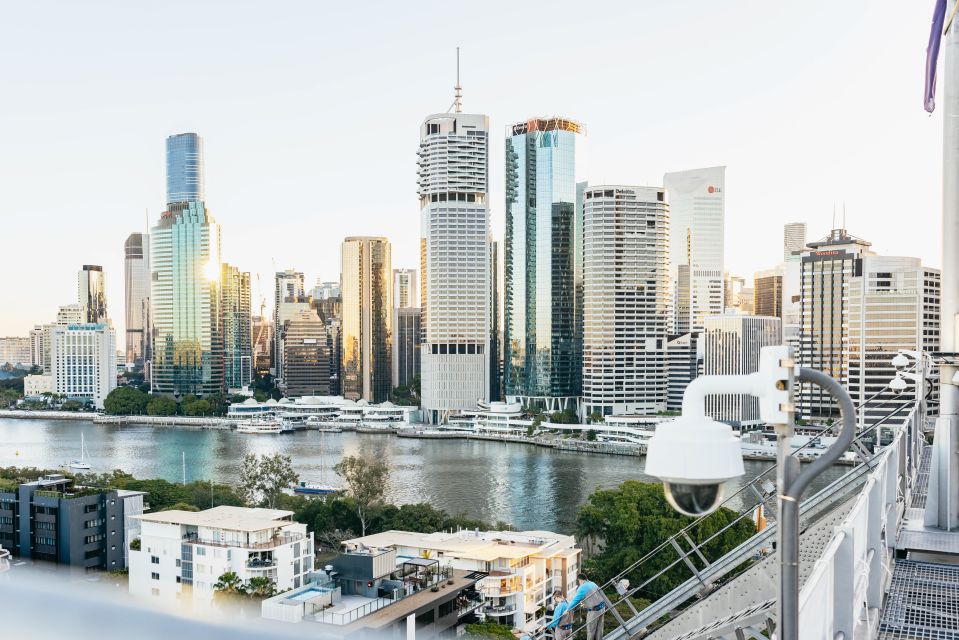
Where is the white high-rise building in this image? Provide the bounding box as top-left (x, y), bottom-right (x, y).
top-left (41, 304), bottom-right (85, 373)
top-left (784, 222), bottom-right (808, 261)
top-left (847, 256), bottom-right (940, 428)
top-left (273, 269), bottom-right (305, 380)
top-left (581, 185), bottom-right (670, 417)
top-left (392, 268), bottom-right (417, 309)
top-left (664, 166), bottom-right (725, 332)
top-left (124, 233), bottom-right (150, 367)
top-left (418, 99), bottom-right (491, 422)
top-left (0, 337), bottom-right (31, 366)
top-left (51, 323), bottom-right (117, 409)
top-left (29, 325), bottom-right (44, 368)
top-left (702, 314), bottom-right (782, 426)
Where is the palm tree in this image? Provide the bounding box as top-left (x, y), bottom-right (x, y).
top-left (245, 576), bottom-right (277, 598)
top-left (214, 571), bottom-right (244, 595)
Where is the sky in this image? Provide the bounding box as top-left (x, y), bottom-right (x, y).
top-left (0, 0), bottom-right (944, 337)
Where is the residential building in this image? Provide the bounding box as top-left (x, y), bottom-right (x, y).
top-left (150, 200), bottom-right (223, 396)
top-left (345, 528), bottom-right (581, 631)
top-left (273, 269), bottom-right (305, 380)
top-left (23, 374), bottom-right (52, 397)
top-left (393, 268), bottom-right (417, 309)
top-left (702, 315), bottom-right (782, 427)
top-left (419, 107), bottom-right (492, 422)
top-left (124, 232), bottom-right (151, 367)
top-left (753, 266), bottom-right (784, 319)
top-left (221, 264), bottom-right (252, 390)
top-left (504, 117), bottom-right (584, 412)
top-left (341, 236), bottom-right (392, 403)
top-left (0, 474), bottom-right (144, 572)
top-left (41, 304), bottom-right (85, 373)
top-left (667, 333), bottom-right (700, 412)
top-left (0, 337), bottom-right (31, 366)
top-left (78, 265), bottom-right (108, 324)
top-left (29, 325), bottom-right (44, 368)
top-left (282, 309), bottom-right (331, 397)
top-left (128, 506), bottom-right (313, 606)
top-left (393, 307), bottom-right (421, 390)
top-left (313, 280), bottom-right (340, 301)
top-left (166, 132), bottom-right (204, 205)
top-left (664, 166), bottom-right (725, 332)
top-left (51, 323), bottom-right (117, 409)
top-left (252, 315), bottom-right (273, 376)
top-left (847, 257), bottom-right (941, 428)
top-left (798, 228), bottom-right (873, 418)
top-left (581, 185), bottom-right (670, 417)
top-left (784, 222), bottom-right (808, 261)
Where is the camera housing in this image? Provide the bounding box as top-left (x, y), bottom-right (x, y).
top-left (890, 376), bottom-right (907, 395)
top-left (645, 416), bottom-right (745, 517)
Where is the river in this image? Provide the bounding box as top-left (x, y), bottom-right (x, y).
top-left (0, 417), bottom-right (847, 534)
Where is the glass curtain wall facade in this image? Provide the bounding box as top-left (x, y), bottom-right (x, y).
top-left (221, 264), bottom-right (252, 389)
top-left (78, 265), bottom-right (108, 324)
top-left (166, 133), bottom-right (204, 205)
top-left (341, 237), bottom-right (392, 403)
top-left (124, 233), bottom-right (150, 367)
top-left (504, 117), bottom-right (583, 411)
top-left (283, 309), bottom-right (331, 397)
top-left (150, 201), bottom-right (223, 395)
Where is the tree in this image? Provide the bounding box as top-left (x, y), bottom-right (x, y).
top-left (163, 502), bottom-right (200, 512)
top-left (146, 395), bottom-right (177, 416)
top-left (104, 387), bottom-right (150, 415)
top-left (587, 411), bottom-right (603, 424)
top-left (465, 622), bottom-right (515, 640)
top-left (382, 503), bottom-right (446, 533)
top-left (245, 576), bottom-right (277, 598)
top-left (333, 454), bottom-right (390, 536)
top-left (183, 399), bottom-right (212, 416)
top-left (61, 400), bottom-right (84, 411)
top-left (239, 453), bottom-right (263, 506)
top-left (239, 453), bottom-right (298, 508)
top-left (214, 571), bottom-right (245, 595)
top-left (586, 429), bottom-right (597, 442)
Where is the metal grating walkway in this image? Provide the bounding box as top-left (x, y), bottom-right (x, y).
top-left (879, 560), bottom-right (959, 639)
top-left (912, 445), bottom-right (932, 510)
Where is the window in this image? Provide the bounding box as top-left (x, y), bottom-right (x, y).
top-left (151, 572), bottom-right (160, 581)
top-left (151, 588), bottom-right (160, 597)
top-left (84, 533), bottom-right (105, 544)
top-left (151, 556), bottom-right (160, 565)
top-left (85, 518), bottom-right (105, 528)
top-left (195, 547), bottom-right (206, 556)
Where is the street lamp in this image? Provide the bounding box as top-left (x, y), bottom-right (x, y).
top-left (645, 345), bottom-right (856, 640)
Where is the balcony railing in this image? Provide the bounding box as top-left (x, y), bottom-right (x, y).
top-left (246, 558), bottom-right (277, 569)
top-left (183, 531), bottom-right (304, 550)
top-left (485, 604), bottom-right (516, 616)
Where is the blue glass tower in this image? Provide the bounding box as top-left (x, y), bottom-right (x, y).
top-left (166, 133), bottom-right (204, 205)
top-left (504, 118), bottom-right (584, 410)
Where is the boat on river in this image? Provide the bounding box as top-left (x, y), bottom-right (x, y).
top-left (236, 417), bottom-right (283, 434)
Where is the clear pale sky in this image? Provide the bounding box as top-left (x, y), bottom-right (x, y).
top-left (0, 0), bottom-right (943, 337)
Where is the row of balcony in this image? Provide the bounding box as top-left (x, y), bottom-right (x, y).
top-left (182, 530), bottom-right (304, 550)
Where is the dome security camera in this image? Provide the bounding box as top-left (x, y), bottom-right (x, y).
top-left (645, 416), bottom-right (746, 517)
top-left (891, 353), bottom-right (909, 371)
top-left (890, 376), bottom-right (907, 395)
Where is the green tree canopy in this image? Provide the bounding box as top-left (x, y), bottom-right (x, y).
top-left (239, 453), bottom-right (299, 509)
top-left (146, 395), bottom-right (177, 416)
top-left (333, 453), bottom-right (390, 536)
top-left (104, 387), bottom-right (150, 415)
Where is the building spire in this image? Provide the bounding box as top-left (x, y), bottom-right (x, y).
top-left (454, 47), bottom-right (463, 113)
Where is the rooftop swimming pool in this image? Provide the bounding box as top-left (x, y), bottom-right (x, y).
top-left (289, 586), bottom-right (334, 602)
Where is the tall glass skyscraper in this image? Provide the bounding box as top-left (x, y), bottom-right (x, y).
top-left (221, 263), bottom-right (252, 390)
top-left (78, 264), bottom-right (108, 324)
top-left (124, 233), bottom-right (150, 367)
top-left (166, 133), bottom-right (204, 205)
top-left (341, 237), bottom-right (392, 403)
top-left (504, 117), bottom-right (583, 411)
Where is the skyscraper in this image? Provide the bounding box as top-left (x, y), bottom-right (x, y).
top-left (392, 268), bottom-right (420, 389)
top-left (78, 265), bottom-right (108, 324)
top-left (504, 117), bottom-right (584, 412)
top-left (581, 185), bottom-right (670, 417)
top-left (51, 323), bottom-right (117, 409)
top-left (221, 263), bottom-right (252, 390)
top-left (282, 309), bottom-right (331, 398)
top-left (753, 266), bottom-right (784, 319)
top-left (341, 236), bottom-right (392, 403)
top-left (124, 233), bottom-right (150, 367)
top-left (150, 200), bottom-right (223, 396)
top-left (784, 222), bottom-right (808, 261)
top-left (393, 269), bottom-right (417, 309)
top-left (664, 166), bottom-right (725, 332)
top-left (166, 133), bottom-right (204, 205)
top-left (252, 316), bottom-right (274, 376)
top-left (273, 269), bottom-right (305, 380)
top-left (418, 102), bottom-right (492, 422)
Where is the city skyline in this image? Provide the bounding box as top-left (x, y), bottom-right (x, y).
top-left (0, 0), bottom-right (942, 337)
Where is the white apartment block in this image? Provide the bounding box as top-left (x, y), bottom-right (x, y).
top-left (0, 337), bottom-right (31, 366)
top-left (581, 186), bottom-right (670, 417)
top-left (847, 256), bottom-right (941, 428)
top-left (346, 529), bottom-right (580, 632)
top-left (784, 222), bottom-right (808, 261)
top-left (664, 166), bottom-right (725, 333)
top-left (23, 374), bottom-right (53, 396)
top-left (129, 506), bottom-right (313, 607)
top-left (51, 323), bottom-right (117, 409)
top-left (418, 110), bottom-right (492, 421)
top-left (702, 315), bottom-right (782, 427)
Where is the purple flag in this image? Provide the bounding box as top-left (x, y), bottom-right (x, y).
top-left (926, 0), bottom-right (948, 112)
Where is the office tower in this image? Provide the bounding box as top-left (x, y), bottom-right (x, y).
top-left (798, 228), bottom-right (873, 418)
top-left (316, 296), bottom-right (343, 396)
top-left (252, 316), bottom-right (273, 376)
top-left (273, 270), bottom-right (305, 380)
top-left (702, 315), bottom-right (782, 427)
top-left (78, 265), bottom-right (108, 324)
top-left (393, 269), bottom-right (417, 309)
top-left (166, 132), bottom-right (204, 205)
top-left (489, 238), bottom-right (501, 402)
top-left (221, 264), bottom-right (252, 390)
top-left (0, 337), bottom-right (31, 366)
top-left (723, 274), bottom-right (746, 312)
top-left (150, 200), bottom-right (223, 396)
top-left (504, 117), bottom-right (584, 411)
top-left (393, 308), bottom-right (421, 390)
top-left (664, 166), bottom-right (725, 332)
top-left (784, 222), bottom-right (808, 261)
top-left (51, 322), bottom-right (117, 409)
top-left (41, 304), bottom-right (85, 373)
top-left (418, 106), bottom-right (492, 422)
top-left (848, 257), bottom-right (941, 428)
top-left (581, 185), bottom-right (670, 417)
top-left (29, 325), bottom-right (44, 368)
top-left (667, 332), bottom-right (700, 412)
top-left (124, 233), bottom-right (150, 367)
top-left (754, 267), bottom-right (784, 319)
top-left (276, 294), bottom-right (312, 387)
top-left (312, 280), bottom-right (340, 301)
top-left (341, 236), bottom-right (392, 402)
top-left (282, 309), bottom-right (331, 397)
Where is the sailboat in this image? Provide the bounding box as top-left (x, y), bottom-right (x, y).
top-left (69, 433), bottom-right (91, 471)
top-left (291, 431), bottom-right (341, 495)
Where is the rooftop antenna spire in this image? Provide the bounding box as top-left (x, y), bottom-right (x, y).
top-left (454, 47), bottom-right (463, 113)
top-left (842, 201), bottom-right (846, 230)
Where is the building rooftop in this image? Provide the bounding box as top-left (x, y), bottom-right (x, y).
top-left (345, 529), bottom-right (577, 562)
top-left (134, 506), bottom-right (293, 532)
